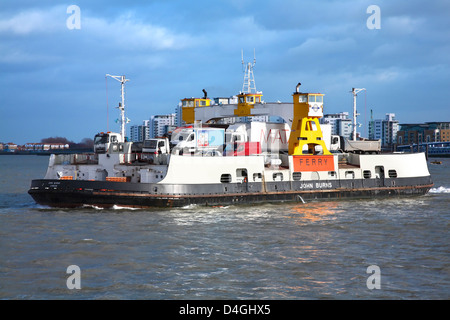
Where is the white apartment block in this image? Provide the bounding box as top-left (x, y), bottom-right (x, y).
top-left (129, 120), bottom-right (150, 142)
top-left (321, 112), bottom-right (352, 139)
top-left (150, 114), bottom-right (176, 138)
top-left (369, 113), bottom-right (399, 146)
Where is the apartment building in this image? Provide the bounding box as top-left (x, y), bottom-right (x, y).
top-left (368, 113), bottom-right (399, 147)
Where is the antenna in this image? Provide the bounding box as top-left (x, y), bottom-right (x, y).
top-left (241, 49), bottom-right (257, 94)
top-left (105, 76), bottom-right (109, 131)
top-left (106, 74), bottom-right (130, 140)
top-left (351, 87), bottom-right (366, 141)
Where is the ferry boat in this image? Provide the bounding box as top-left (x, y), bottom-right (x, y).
top-left (28, 75), bottom-right (433, 208)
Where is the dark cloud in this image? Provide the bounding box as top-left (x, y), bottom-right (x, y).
top-left (1, 0), bottom-right (449, 144)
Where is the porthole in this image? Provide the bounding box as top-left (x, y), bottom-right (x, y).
top-left (220, 174), bottom-right (232, 183)
top-left (388, 170), bottom-right (397, 178)
top-left (293, 172), bottom-right (302, 181)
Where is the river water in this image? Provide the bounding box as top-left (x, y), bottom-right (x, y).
top-left (0, 155), bottom-right (448, 300)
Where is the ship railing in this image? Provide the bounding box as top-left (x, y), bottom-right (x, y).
top-left (130, 152), bottom-right (170, 165)
top-left (125, 149), bottom-right (264, 165)
top-left (51, 153), bottom-right (99, 165)
top-left (170, 142), bottom-right (264, 157)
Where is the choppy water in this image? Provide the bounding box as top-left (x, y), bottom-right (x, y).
top-left (0, 155), bottom-right (449, 299)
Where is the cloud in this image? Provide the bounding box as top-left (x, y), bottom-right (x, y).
top-left (383, 15), bottom-right (425, 35)
top-left (0, 6), bottom-right (65, 35)
top-left (1, 0), bottom-right (450, 145)
top-left (0, 5), bottom-right (198, 51)
top-left (84, 12), bottom-right (198, 51)
top-left (289, 37), bottom-right (357, 55)
top-left (196, 15), bottom-right (282, 51)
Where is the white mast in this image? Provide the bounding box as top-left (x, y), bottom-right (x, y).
top-left (106, 74), bottom-right (130, 140)
top-left (241, 49), bottom-right (257, 94)
top-left (351, 87), bottom-right (366, 141)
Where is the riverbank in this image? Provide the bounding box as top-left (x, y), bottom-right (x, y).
top-left (0, 149), bottom-right (93, 155)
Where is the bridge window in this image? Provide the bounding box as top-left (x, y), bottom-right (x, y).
top-left (308, 95), bottom-right (323, 103)
top-left (182, 100), bottom-right (194, 107)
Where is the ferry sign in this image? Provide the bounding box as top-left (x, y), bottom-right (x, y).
top-left (293, 155), bottom-right (335, 172)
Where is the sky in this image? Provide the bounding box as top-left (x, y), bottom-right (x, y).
top-left (1, 0), bottom-right (449, 144)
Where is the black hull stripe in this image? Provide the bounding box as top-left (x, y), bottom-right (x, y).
top-left (29, 182), bottom-right (433, 208)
